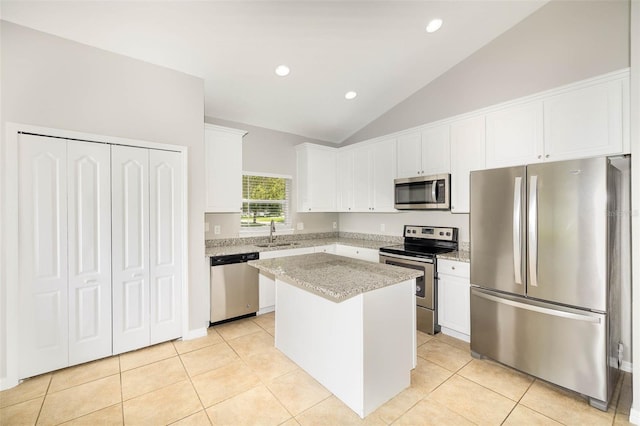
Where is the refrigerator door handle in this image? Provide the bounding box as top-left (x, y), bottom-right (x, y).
top-left (528, 175), bottom-right (538, 287)
top-left (473, 290), bottom-right (601, 324)
top-left (513, 177), bottom-right (522, 285)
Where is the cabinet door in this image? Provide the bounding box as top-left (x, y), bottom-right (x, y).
top-left (438, 274), bottom-right (470, 338)
top-left (396, 132), bottom-right (422, 178)
top-left (18, 134), bottom-right (69, 378)
top-left (352, 147), bottom-right (371, 212)
top-left (421, 125), bottom-right (450, 175)
top-left (370, 138), bottom-right (396, 212)
top-left (544, 80), bottom-right (623, 161)
top-left (67, 141), bottom-right (112, 366)
top-left (336, 150), bottom-right (354, 212)
top-left (205, 128), bottom-right (243, 212)
top-left (486, 101), bottom-right (543, 168)
top-left (112, 145), bottom-right (150, 354)
top-left (450, 116), bottom-right (486, 213)
top-left (149, 150), bottom-right (183, 345)
top-left (297, 145), bottom-right (337, 212)
top-left (258, 272), bottom-right (276, 314)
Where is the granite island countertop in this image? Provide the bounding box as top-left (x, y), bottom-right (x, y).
top-left (248, 252), bottom-right (423, 302)
top-left (205, 237), bottom-right (391, 257)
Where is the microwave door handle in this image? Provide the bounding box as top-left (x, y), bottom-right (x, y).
top-left (431, 181), bottom-right (437, 203)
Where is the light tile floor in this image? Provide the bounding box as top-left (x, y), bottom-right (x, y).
top-left (0, 312), bottom-right (633, 425)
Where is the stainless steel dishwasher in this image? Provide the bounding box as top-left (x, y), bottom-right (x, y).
top-left (210, 252), bottom-right (259, 324)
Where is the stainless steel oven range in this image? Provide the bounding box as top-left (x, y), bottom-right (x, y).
top-left (379, 226), bottom-right (458, 335)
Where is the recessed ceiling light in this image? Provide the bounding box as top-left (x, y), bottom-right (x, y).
top-left (426, 18), bottom-right (443, 33)
top-left (345, 91), bottom-right (357, 100)
top-left (275, 65), bottom-right (290, 77)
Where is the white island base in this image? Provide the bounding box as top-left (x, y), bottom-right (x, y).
top-left (275, 277), bottom-right (416, 418)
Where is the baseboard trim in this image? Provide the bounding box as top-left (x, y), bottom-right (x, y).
top-left (181, 327), bottom-right (207, 341)
top-left (628, 407), bottom-right (640, 425)
top-left (439, 327), bottom-right (470, 343)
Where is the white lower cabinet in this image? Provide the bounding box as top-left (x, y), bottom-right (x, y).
top-left (334, 245), bottom-right (379, 263)
top-left (258, 247), bottom-right (315, 314)
top-left (18, 133), bottom-right (183, 378)
top-left (437, 259), bottom-right (470, 342)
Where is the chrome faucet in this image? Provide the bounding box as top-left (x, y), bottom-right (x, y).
top-left (269, 220), bottom-right (276, 243)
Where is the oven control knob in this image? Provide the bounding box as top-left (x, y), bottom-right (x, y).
top-left (439, 232), bottom-right (444, 236)
top-left (446, 232), bottom-right (451, 236)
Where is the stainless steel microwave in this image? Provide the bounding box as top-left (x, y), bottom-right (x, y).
top-left (394, 174), bottom-right (450, 210)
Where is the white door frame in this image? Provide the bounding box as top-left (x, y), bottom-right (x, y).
top-left (1, 122), bottom-right (190, 390)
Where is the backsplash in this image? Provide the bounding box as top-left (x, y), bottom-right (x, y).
top-left (205, 231), bottom-right (403, 248)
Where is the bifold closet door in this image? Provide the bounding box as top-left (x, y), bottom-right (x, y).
top-left (112, 145), bottom-right (150, 354)
top-left (67, 141), bottom-right (112, 365)
top-left (18, 134), bottom-right (69, 378)
top-left (149, 150), bottom-right (183, 344)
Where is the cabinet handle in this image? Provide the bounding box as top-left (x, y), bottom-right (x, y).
top-left (421, 170), bottom-right (424, 174)
top-left (537, 155), bottom-right (542, 159)
top-left (308, 208), bottom-right (311, 211)
top-left (545, 154), bottom-right (550, 159)
top-left (451, 266), bottom-right (456, 270)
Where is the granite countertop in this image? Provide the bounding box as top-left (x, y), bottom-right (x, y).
top-left (437, 250), bottom-right (470, 263)
top-left (248, 252), bottom-right (423, 303)
top-left (205, 237), bottom-right (392, 257)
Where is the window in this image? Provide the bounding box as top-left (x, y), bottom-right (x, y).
top-left (241, 173), bottom-right (291, 231)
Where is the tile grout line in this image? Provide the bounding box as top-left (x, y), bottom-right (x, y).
top-left (118, 355), bottom-right (125, 425)
top-left (174, 346), bottom-right (210, 423)
top-left (33, 373), bottom-right (53, 425)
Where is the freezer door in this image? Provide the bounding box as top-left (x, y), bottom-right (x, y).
top-left (526, 157), bottom-right (608, 311)
top-left (470, 166), bottom-right (526, 295)
top-left (470, 288), bottom-right (608, 403)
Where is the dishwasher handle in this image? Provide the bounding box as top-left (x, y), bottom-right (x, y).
top-left (210, 252), bottom-right (259, 266)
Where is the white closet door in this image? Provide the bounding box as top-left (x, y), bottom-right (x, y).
top-left (18, 134), bottom-right (69, 378)
top-left (67, 141), bottom-right (112, 365)
top-left (149, 150), bottom-right (183, 344)
top-left (112, 145), bottom-right (150, 354)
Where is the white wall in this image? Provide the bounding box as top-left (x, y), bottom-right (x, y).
top-left (343, 0), bottom-right (630, 145)
top-left (204, 117), bottom-right (338, 239)
top-left (0, 21), bottom-right (206, 382)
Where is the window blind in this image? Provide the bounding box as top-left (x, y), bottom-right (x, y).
top-left (241, 174), bottom-right (291, 228)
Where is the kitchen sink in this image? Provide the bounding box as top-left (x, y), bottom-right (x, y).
top-left (255, 242), bottom-right (300, 248)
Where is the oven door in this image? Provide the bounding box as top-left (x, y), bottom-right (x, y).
top-left (379, 253), bottom-right (438, 334)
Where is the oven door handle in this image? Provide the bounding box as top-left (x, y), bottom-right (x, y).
top-left (379, 252), bottom-right (434, 265)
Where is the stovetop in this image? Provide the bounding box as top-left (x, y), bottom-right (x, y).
top-left (379, 225), bottom-right (459, 259)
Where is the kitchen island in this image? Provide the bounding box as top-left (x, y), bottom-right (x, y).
top-left (248, 253), bottom-right (422, 418)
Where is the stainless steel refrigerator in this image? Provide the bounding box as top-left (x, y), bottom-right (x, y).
top-left (470, 156), bottom-right (623, 411)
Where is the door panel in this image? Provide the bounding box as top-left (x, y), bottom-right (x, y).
top-left (526, 158), bottom-right (608, 311)
top-left (18, 134), bottom-right (69, 378)
top-left (112, 145), bottom-right (150, 354)
top-left (470, 166), bottom-right (526, 296)
top-left (67, 141), bottom-right (111, 365)
top-left (149, 150), bottom-right (182, 344)
top-left (471, 288), bottom-right (608, 402)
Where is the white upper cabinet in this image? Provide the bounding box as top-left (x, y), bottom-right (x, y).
top-left (205, 124), bottom-right (246, 213)
top-left (396, 132), bottom-right (422, 178)
top-left (336, 149), bottom-right (354, 212)
top-left (450, 116), bottom-right (485, 214)
top-left (339, 138), bottom-right (396, 212)
top-left (396, 126), bottom-right (449, 178)
top-left (370, 138), bottom-right (397, 211)
top-left (486, 101), bottom-right (543, 168)
top-left (296, 143), bottom-right (337, 212)
top-left (543, 80), bottom-right (624, 161)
